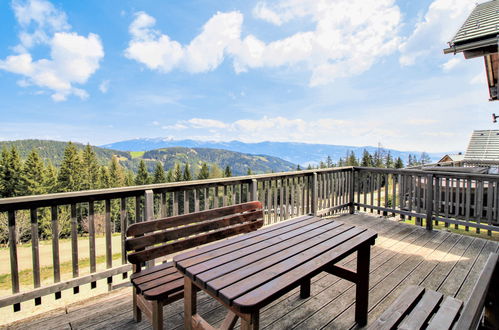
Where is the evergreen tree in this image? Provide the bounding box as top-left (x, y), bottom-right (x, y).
top-left (319, 161), bottom-right (326, 169)
top-left (361, 149), bottom-right (373, 167)
top-left (44, 161), bottom-right (58, 193)
top-left (0, 147), bottom-right (24, 197)
top-left (296, 165), bottom-right (301, 171)
top-left (326, 156), bottom-right (333, 168)
top-left (22, 149), bottom-right (46, 195)
top-left (173, 163), bottom-right (182, 182)
top-left (420, 152), bottom-right (431, 165)
top-left (58, 142), bottom-right (82, 192)
top-left (307, 164), bottom-right (312, 170)
top-left (385, 151), bottom-right (394, 168)
top-left (247, 168), bottom-right (253, 175)
top-left (99, 166), bottom-right (111, 188)
top-left (0, 147), bottom-right (10, 196)
top-left (224, 165), bottom-right (232, 177)
top-left (166, 168), bottom-right (174, 182)
top-left (81, 144), bottom-right (99, 190)
top-left (346, 151), bottom-right (358, 166)
top-left (394, 157), bottom-right (404, 169)
top-left (135, 160), bottom-right (150, 185)
top-left (337, 158), bottom-right (345, 167)
top-left (183, 163), bottom-right (192, 181)
top-left (209, 164), bottom-right (224, 178)
top-left (153, 162), bottom-right (166, 184)
top-left (124, 170), bottom-right (135, 186)
top-left (198, 163), bottom-right (210, 180)
top-left (109, 155), bottom-right (125, 187)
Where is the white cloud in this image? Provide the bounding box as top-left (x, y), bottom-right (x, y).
top-left (99, 79), bottom-right (110, 93)
top-left (470, 72), bottom-right (486, 85)
top-left (0, 0), bottom-right (104, 101)
top-left (399, 0), bottom-right (475, 66)
top-left (441, 57), bottom-right (462, 72)
top-left (126, 0), bottom-right (401, 85)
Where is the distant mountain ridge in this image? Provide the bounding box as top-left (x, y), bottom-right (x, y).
top-left (101, 138), bottom-right (451, 165)
top-left (0, 140), bottom-right (295, 176)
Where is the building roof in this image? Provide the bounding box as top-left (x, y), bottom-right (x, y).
top-left (444, 0), bottom-right (499, 54)
top-left (464, 130), bottom-right (499, 161)
top-left (438, 153), bottom-right (465, 163)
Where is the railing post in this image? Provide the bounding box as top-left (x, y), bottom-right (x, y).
top-left (8, 210), bottom-right (20, 311)
top-left (425, 174), bottom-right (434, 230)
top-left (144, 190), bottom-right (154, 221)
top-left (250, 179), bottom-right (258, 201)
top-left (311, 172), bottom-right (318, 216)
top-left (349, 168), bottom-right (355, 214)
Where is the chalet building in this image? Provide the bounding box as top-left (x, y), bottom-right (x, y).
top-left (444, 0), bottom-right (499, 101)
top-left (438, 153), bottom-right (464, 163)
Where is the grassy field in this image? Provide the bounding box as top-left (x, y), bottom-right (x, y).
top-left (130, 151), bottom-right (145, 158)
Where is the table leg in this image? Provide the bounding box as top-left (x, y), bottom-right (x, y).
top-left (355, 244), bottom-right (371, 326)
top-left (300, 278), bottom-right (310, 298)
top-left (184, 277), bottom-right (197, 330)
top-left (240, 312), bottom-right (259, 330)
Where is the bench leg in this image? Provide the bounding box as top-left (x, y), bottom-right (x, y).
top-left (240, 312), bottom-right (259, 330)
top-left (355, 244), bottom-right (371, 327)
top-left (300, 278), bottom-right (310, 299)
top-left (152, 300), bottom-right (163, 330)
top-left (133, 287), bottom-right (142, 322)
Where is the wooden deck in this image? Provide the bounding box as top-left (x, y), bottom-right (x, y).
top-left (5, 213), bottom-right (499, 330)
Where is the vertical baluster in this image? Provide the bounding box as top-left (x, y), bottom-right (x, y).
top-left (30, 208), bottom-right (42, 304)
top-left (135, 196), bottom-right (141, 223)
top-left (454, 179), bottom-right (461, 229)
top-left (444, 178), bottom-right (450, 227)
top-left (105, 199), bottom-right (113, 288)
top-left (204, 187), bottom-right (209, 210)
top-left (223, 186), bottom-right (228, 207)
top-left (194, 189), bottom-right (200, 212)
top-left (265, 181), bottom-right (270, 223)
top-left (357, 172), bottom-right (361, 211)
top-left (283, 178), bottom-right (288, 219)
top-left (476, 180), bottom-right (483, 234)
top-left (214, 186), bottom-right (219, 208)
top-left (231, 185), bottom-right (236, 205)
top-left (391, 173), bottom-right (396, 216)
top-left (465, 179), bottom-right (471, 231)
top-left (278, 179), bottom-right (283, 221)
top-left (120, 197), bottom-right (128, 279)
top-left (184, 190), bottom-right (189, 214)
top-left (9, 210), bottom-right (20, 311)
top-left (88, 201), bottom-right (97, 288)
top-left (377, 173), bottom-right (381, 214)
top-left (51, 205), bottom-right (61, 299)
top-left (291, 177), bottom-right (295, 218)
top-left (398, 174), bottom-right (404, 219)
top-left (416, 176), bottom-right (422, 225)
top-left (173, 191), bottom-right (179, 215)
top-left (486, 181), bottom-right (493, 236)
top-left (363, 172), bottom-right (368, 211)
top-left (369, 172), bottom-right (374, 213)
top-left (70, 204), bottom-right (79, 294)
top-left (384, 174), bottom-right (389, 216)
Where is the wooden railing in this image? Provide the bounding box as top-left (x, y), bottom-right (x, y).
top-left (1, 166), bottom-right (497, 312)
top-left (0, 167), bottom-right (352, 312)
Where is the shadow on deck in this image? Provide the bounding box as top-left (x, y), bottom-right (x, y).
top-left (5, 213), bottom-right (499, 330)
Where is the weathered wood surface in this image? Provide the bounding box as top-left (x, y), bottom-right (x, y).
top-left (5, 213), bottom-right (498, 330)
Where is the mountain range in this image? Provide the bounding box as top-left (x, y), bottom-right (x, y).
top-left (101, 138), bottom-right (451, 165)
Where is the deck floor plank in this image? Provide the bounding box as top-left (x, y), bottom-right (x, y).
top-left (5, 214), bottom-right (498, 330)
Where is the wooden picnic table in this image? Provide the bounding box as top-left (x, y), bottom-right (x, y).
top-left (173, 215), bottom-right (377, 330)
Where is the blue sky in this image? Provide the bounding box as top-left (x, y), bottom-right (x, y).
top-left (0, 0), bottom-right (497, 152)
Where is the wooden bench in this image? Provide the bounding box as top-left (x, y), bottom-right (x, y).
top-left (368, 252), bottom-right (499, 330)
top-left (125, 201), bottom-right (264, 330)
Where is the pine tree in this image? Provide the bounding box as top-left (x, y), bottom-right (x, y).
top-left (135, 160), bottom-right (150, 185)
top-left (326, 156), bottom-right (333, 168)
top-left (44, 161), bottom-right (58, 193)
top-left (420, 152), bottom-right (431, 165)
top-left (296, 165), bottom-right (301, 171)
top-left (153, 162), bottom-right (166, 184)
top-left (385, 151), bottom-right (394, 168)
top-left (0, 147), bottom-right (24, 197)
top-left (394, 157), bottom-right (404, 169)
top-left (125, 170), bottom-right (135, 186)
top-left (0, 147), bottom-right (10, 196)
top-left (81, 144), bottom-right (99, 190)
top-left (99, 166), bottom-right (111, 188)
top-left (173, 163), bottom-right (182, 182)
top-left (361, 149), bottom-right (373, 167)
top-left (307, 164), bottom-right (312, 170)
top-left (209, 164), bottom-right (224, 178)
top-left (347, 151), bottom-right (358, 166)
top-left (22, 149), bottom-right (46, 195)
top-left (198, 163), bottom-right (210, 180)
top-left (58, 142), bottom-right (82, 192)
top-left (247, 168), bottom-right (253, 175)
top-left (224, 165), bottom-right (232, 177)
top-left (166, 168), bottom-right (173, 182)
top-left (109, 155), bottom-right (125, 187)
top-left (183, 163), bottom-right (192, 181)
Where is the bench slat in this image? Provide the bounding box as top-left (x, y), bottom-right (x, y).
top-left (126, 201), bottom-right (262, 236)
top-left (398, 290), bottom-right (443, 330)
top-left (136, 272), bottom-right (184, 293)
top-left (426, 296), bottom-right (462, 330)
top-left (128, 219), bottom-right (264, 264)
top-left (126, 211), bottom-right (262, 251)
top-left (367, 285), bottom-right (425, 330)
top-left (132, 264), bottom-right (178, 285)
top-left (143, 278), bottom-right (185, 300)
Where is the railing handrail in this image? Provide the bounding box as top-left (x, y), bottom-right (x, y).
top-left (0, 167), bottom-right (354, 212)
top-left (354, 166), bottom-right (499, 180)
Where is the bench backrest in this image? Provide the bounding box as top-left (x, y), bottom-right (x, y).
top-left (454, 252), bottom-right (499, 329)
top-left (125, 201), bottom-right (264, 265)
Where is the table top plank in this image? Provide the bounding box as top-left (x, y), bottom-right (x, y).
top-left (174, 215), bottom-right (316, 265)
top-left (231, 229), bottom-right (377, 312)
top-left (179, 218), bottom-right (332, 274)
top-left (398, 289), bottom-right (443, 330)
top-left (203, 223), bottom-right (353, 294)
top-left (217, 226), bottom-right (366, 304)
top-left (191, 221), bottom-right (345, 284)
